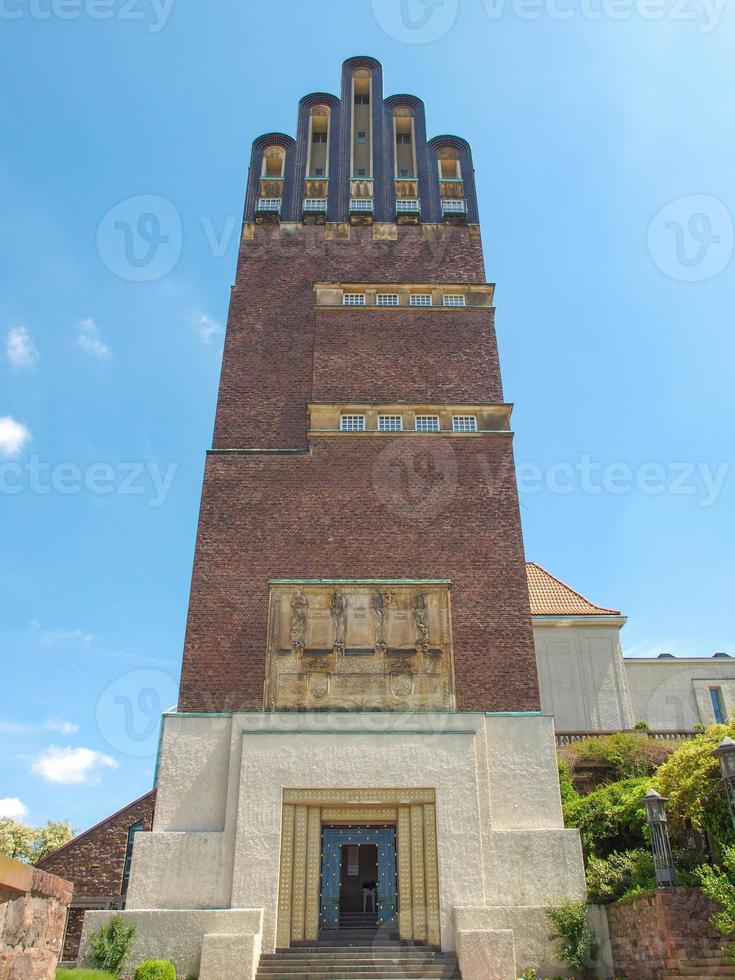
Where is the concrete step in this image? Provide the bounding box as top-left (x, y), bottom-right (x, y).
top-left (257, 942), bottom-right (461, 980)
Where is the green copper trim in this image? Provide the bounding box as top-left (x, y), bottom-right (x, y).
top-left (484, 711), bottom-right (545, 717)
top-left (208, 448), bottom-right (309, 455)
top-left (242, 728), bottom-right (476, 736)
top-left (269, 578), bottom-right (452, 585)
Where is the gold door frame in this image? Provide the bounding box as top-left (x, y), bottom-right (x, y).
top-left (276, 789), bottom-right (440, 948)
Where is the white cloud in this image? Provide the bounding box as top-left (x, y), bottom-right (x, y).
top-left (7, 326), bottom-right (39, 368)
top-left (194, 313), bottom-right (223, 345)
top-left (44, 720), bottom-right (79, 735)
top-left (76, 318), bottom-right (111, 359)
top-left (30, 620), bottom-right (93, 648)
top-left (31, 746), bottom-right (117, 785)
top-left (0, 416), bottom-right (31, 457)
top-left (0, 797), bottom-right (28, 819)
top-left (0, 721), bottom-right (34, 736)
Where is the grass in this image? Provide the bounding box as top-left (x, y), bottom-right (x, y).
top-left (56, 970), bottom-right (117, 980)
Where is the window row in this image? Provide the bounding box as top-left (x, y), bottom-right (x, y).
top-left (343, 292), bottom-right (466, 308)
top-left (339, 415), bottom-right (478, 433)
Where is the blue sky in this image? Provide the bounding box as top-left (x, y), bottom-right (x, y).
top-left (0, 0), bottom-right (733, 833)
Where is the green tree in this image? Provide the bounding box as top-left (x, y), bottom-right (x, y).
top-left (563, 777), bottom-right (650, 857)
top-left (546, 900), bottom-right (599, 979)
top-left (87, 917), bottom-right (137, 976)
top-left (0, 817), bottom-right (73, 863)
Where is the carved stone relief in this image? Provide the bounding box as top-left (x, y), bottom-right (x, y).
top-left (265, 582), bottom-right (454, 710)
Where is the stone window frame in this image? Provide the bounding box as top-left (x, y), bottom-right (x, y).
top-left (452, 415), bottom-right (478, 433)
top-left (339, 415), bottom-right (366, 432)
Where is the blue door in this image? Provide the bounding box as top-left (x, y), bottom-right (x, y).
top-left (320, 826), bottom-right (397, 930)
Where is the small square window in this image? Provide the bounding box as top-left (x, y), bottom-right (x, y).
top-left (340, 415), bottom-right (366, 432)
top-left (452, 416), bottom-right (478, 433)
top-left (415, 416), bottom-right (440, 432)
top-left (343, 293), bottom-right (366, 306)
top-left (376, 293), bottom-right (399, 307)
top-left (397, 134), bottom-right (412, 145)
top-left (312, 168), bottom-right (324, 177)
top-left (378, 415), bottom-right (403, 432)
top-left (312, 133), bottom-right (328, 144)
top-left (357, 132), bottom-right (368, 144)
top-left (410, 294), bottom-right (433, 307)
top-left (399, 169), bottom-right (410, 178)
top-left (355, 94), bottom-right (370, 105)
top-left (443, 294), bottom-right (466, 307)
top-left (356, 168), bottom-right (367, 177)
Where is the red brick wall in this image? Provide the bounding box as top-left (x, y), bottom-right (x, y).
top-left (180, 218), bottom-right (539, 713)
top-left (606, 887), bottom-right (728, 980)
top-left (311, 308), bottom-right (502, 405)
top-left (36, 791), bottom-right (155, 898)
top-left (178, 436), bottom-right (539, 713)
top-left (213, 223), bottom-right (489, 450)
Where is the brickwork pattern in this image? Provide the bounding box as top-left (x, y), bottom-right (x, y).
top-left (178, 435), bottom-right (539, 713)
top-left (606, 887), bottom-right (729, 980)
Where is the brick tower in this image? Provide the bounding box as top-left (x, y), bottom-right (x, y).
top-left (83, 57), bottom-right (586, 980)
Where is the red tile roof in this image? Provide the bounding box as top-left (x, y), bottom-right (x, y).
top-left (526, 562), bottom-right (620, 616)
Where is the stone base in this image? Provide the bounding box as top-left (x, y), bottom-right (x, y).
top-left (78, 909), bottom-right (262, 980)
top-left (456, 928), bottom-right (516, 980)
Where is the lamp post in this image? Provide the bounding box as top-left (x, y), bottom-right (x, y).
top-left (643, 789), bottom-right (677, 887)
top-left (714, 737), bottom-right (735, 832)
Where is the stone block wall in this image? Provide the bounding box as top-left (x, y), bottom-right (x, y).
top-left (606, 886), bottom-right (726, 980)
top-left (0, 855), bottom-right (72, 980)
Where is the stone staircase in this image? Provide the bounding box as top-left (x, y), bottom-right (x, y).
top-left (256, 933), bottom-right (462, 979)
top-left (664, 946), bottom-right (735, 979)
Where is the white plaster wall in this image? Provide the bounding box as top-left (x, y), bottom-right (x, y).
top-left (533, 620), bottom-right (633, 731)
top-left (79, 909), bottom-right (262, 979)
top-left (129, 711), bottom-right (585, 959)
top-left (126, 832), bottom-right (229, 910)
top-left (625, 660), bottom-right (735, 730)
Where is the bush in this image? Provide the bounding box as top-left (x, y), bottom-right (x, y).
top-left (558, 759), bottom-right (579, 806)
top-left (696, 844), bottom-right (735, 964)
top-left (133, 961), bottom-right (177, 980)
top-left (585, 848), bottom-right (656, 904)
top-left (656, 724), bottom-right (735, 857)
top-left (565, 732), bottom-right (673, 782)
top-left (86, 917), bottom-right (136, 976)
top-left (563, 777), bottom-right (650, 857)
top-left (546, 900), bottom-right (598, 979)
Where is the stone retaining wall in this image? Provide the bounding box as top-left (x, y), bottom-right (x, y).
top-left (606, 886), bottom-right (725, 980)
top-left (0, 854), bottom-right (73, 980)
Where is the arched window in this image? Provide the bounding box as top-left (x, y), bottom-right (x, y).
top-left (393, 108), bottom-right (416, 179)
top-left (307, 106), bottom-right (330, 178)
top-left (351, 69), bottom-right (373, 179)
top-left (437, 147), bottom-right (461, 181)
top-left (261, 145), bottom-right (286, 179)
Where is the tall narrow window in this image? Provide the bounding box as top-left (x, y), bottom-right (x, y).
top-left (394, 109), bottom-right (416, 179)
top-left (438, 147), bottom-right (461, 180)
top-left (710, 687), bottom-right (726, 724)
top-left (351, 70), bottom-right (372, 178)
top-left (121, 821), bottom-right (144, 893)
top-left (262, 145), bottom-right (286, 179)
top-left (307, 107), bottom-right (330, 178)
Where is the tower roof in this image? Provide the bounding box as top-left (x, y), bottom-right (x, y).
top-left (526, 562), bottom-right (620, 616)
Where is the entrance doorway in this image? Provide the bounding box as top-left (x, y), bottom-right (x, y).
top-left (320, 826), bottom-right (397, 931)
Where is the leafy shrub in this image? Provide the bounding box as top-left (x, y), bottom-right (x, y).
top-left (566, 732), bottom-right (673, 782)
top-left (133, 961), bottom-right (177, 980)
top-left (558, 759), bottom-right (579, 806)
top-left (695, 844), bottom-right (735, 964)
top-left (585, 848), bottom-right (655, 904)
top-left (656, 724), bottom-right (735, 856)
top-left (519, 970), bottom-right (538, 979)
top-left (546, 900), bottom-right (599, 979)
top-left (87, 917), bottom-right (136, 976)
top-left (563, 777), bottom-right (650, 857)
top-left (633, 721), bottom-right (650, 731)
